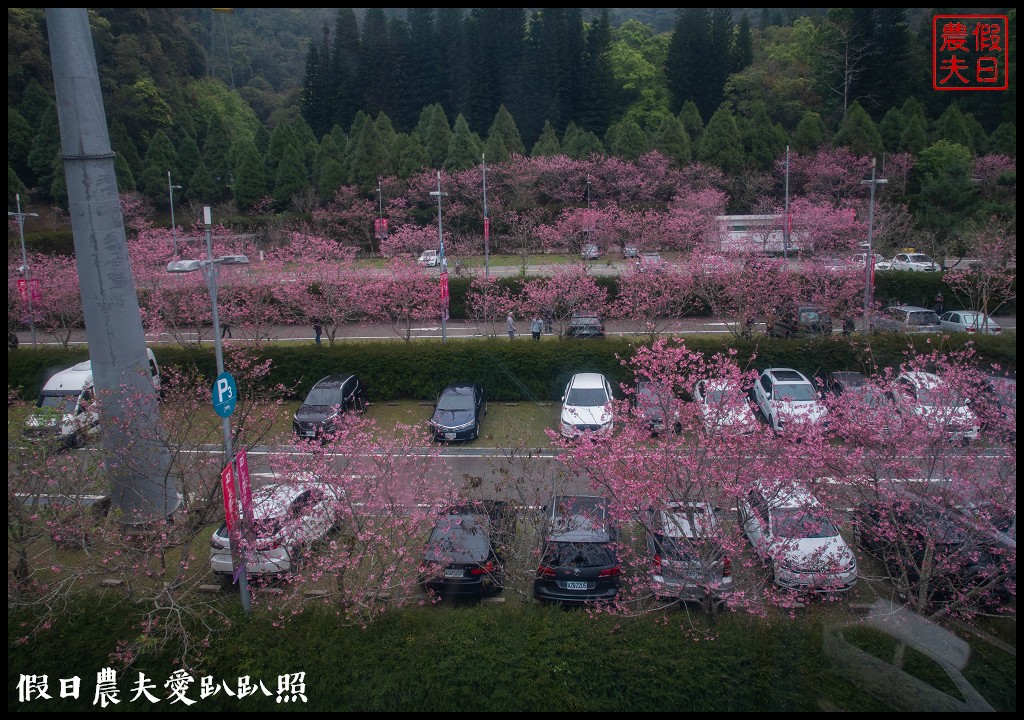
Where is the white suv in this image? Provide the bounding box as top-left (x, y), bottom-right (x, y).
top-left (560, 373), bottom-right (614, 437)
top-left (892, 371), bottom-right (980, 442)
top-left (753, 368), bottom-right (827, 432)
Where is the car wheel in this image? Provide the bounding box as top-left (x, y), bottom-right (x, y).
top-left (216, 573), bottom-right (234, 590)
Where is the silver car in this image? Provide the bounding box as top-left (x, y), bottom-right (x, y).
top-left (939, 310), bottom-right (1001, 335)
top-left (647, 501), bottom-right (733, 603)
top-left (869, 305), bottom-right (942, 334)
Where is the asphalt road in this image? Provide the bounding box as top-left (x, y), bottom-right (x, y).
top-left (12, 315), bottom-right (1016, 346)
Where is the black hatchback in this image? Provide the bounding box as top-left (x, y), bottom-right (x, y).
top-left (430, 383), bottom-right (486, 441)
top-left (420, 502), bottom-right (513, 600)
top-left (293, 375), bottom-right (367, 439)
top-left (566, 312), bottom-right (606, 338)
top-left (768, 303), bottom-right (833, 338)
top-left (534, 495), bottom-right (620, 605)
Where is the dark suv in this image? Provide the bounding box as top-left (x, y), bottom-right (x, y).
top-left (566, 312), bottom-right (606, 338)
top-left (293, 375), bottom-right (367, 439)
top-left (534, 495), bottom-right (620, 605)
top-left (767, 303), bottom-right (833, 338)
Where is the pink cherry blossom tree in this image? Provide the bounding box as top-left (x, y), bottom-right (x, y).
top-left (519, 265), bottom-right (608, 336)
top-left (365, 258), bottom-right (442, 341)
top-left (945, 218), bottom-right (1017, 320)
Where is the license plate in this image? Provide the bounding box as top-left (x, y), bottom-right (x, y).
top-left (443, 568), bottom-right (463, 578)
top-left (566, 581), bottom-right (588, 590)
top-left (303, 431), bottom-right (315, 438)
top-left (444, 432), bottom-right (456, 440)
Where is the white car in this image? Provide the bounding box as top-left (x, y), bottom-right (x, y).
top-left (581, 243), bottom-right (601, 260)
top-left (210, 479), bottom-right (342, 586)
top-left (851, 253), bottom-right (886, 268)
top-left (560, 373), bottom-right (614, 437)
top-left (939, 310), bottom-right (1001, 335)
top-left (752, 368), bottom-right (827, 432)
top-left (693, 378), bottom-right (758, 435)
top-left (889, 252), bottom-right (940, 272)
top-left (891, 371), bottom-right (980, 442)
top-left (636, 252), bottom-right (666, 272)
top-left (417, 250), bottom-right (440, 267)
top-left (738, 481), bottom-right (857, 593)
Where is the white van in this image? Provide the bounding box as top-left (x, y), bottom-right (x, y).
top-left (24, 349), bottom-right (161, 448)
top-left (417, 249), bottom-right (440, 267)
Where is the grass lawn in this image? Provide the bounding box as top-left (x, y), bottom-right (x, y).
top-left (8, 592), bottom-right (1015, 712)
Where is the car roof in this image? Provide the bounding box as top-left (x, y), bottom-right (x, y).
top-left (547, 495), bottom-right (610, 541)
top-left (827, 371), bottom-right (868, 385)
top-left (887, 305), bottom-right (932, 313)
top-left (250, 481), bottom-right (328, 519)
top-left (753, 480), bottom-right (819, 509)
top-left (764, 368), bottom-right (810, 384)
top-left (658, 501), bottom-right (715, 538)
top-left (569, 373), bottom-right (608, 388)
top-left (312, 374), bottom-right (357, 389)
top-left (440, 383), bottom-right (479, 395)
top-left (899, 371), bottom-right (942, 389)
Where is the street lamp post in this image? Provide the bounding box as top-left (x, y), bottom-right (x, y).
top-left (9, 193), bottom-right (40, 347)
top-left (585, 175), bottom-right (592, 248)
top-left (430, 172), bottom-right (448, 344)
top-left (167, 205), bottom-right (251, 613)
top-left (168, 171), bottom-right (182, 257)
top-left (860, 159), bottom-right (888, 333)
top-left (482, 154), bottom-right (489, 279)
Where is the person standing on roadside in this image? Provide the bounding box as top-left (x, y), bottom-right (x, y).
top-left (933, 291), bottom-right (945, 316)
top-left (506, 313), bottom-right (516, 340)
top-left (221, 323), bottom-right (232, 339)
top-left (531, 316), bottom-right (543, 341)
top-left (314, 323), bottom-right (322, 346)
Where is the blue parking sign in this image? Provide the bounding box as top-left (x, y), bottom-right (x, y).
top-left (212, 371), bottom-right (237, 417)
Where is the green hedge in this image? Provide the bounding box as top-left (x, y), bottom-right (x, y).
top-left (20, 229), bottom-right (76, 256)
top-left (9, 334), bottom-right (1015, 403)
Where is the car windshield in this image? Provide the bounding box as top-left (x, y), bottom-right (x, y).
top-left (437, 392), bottom-right (474, 411)
top-left (909, 311), bottom-right (940, 326)
top-left (662, 508), bottom-right (709, 538)
top-left (772, 509), bottom-right (837, 539)
top-left (40, 394), bottom-right (79, 413)
top-left (571, 316), bottom-right (600, 325)
top-left (304, 389), bottom-right (341, 406)
top-left (425, 516), bottom-right (490, 563)
top-left (566, 388), bottom-right (608, 407)
top-left (542, 541), bottom-right (615, 568)
top-left (799, 309), bottom-right (827, 322)
top-left (774, 383), bottom-right (817, 401)
top-left (915, 386), bottom-right (964, 408)
top-left (907, 254), bottom-right (931, 262)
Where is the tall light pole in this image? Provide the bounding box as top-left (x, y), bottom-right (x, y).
top-left (167, 205), bottom-right (251, 613)
top-left (430, 172), bottom-right (448, 344)
top-left (9, 193), bottom-right (40, 347)
top-left (585, 175), bottom-right (592, 247)
top-left (860, 159), bottom-right (888, 333)
top-left (168, 171), bottom-right (182, 257)
top-left (783, 145), bottom-right (790, 264)
top-left (482, 153), bottom-right (490, 279)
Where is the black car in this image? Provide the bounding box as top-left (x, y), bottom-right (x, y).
top-left (534, 495), bottom-right (620, 605)
top-left (852, 499), bottom-right (1014, 608)
top-left (430, 383), bottom-right (486, 441)
top-left (767, 303), bottom-right (833, 338)
top-left (566, 312), bottom-right (606, 338)
top-left (818, 371), bottom-right (869, 398)
top-left (293, 375), bottom-right (367, 439)
top-left (420, 501), bottom-right (514, 600)
top-left (975, 374), bottom-right (1016, 441)
top-left (632, 381), bottom-right (680, 434)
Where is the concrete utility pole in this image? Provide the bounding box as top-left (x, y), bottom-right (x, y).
top-left (860, 158), bottom-right (888, 334)
top-left (9, 193), bottom-right (39, 347)
top-left (47, 8), bottom-right (179, 520)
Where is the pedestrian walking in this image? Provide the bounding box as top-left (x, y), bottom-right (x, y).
top-left (531, 316), bottom-right (543, 341)
top-left (314, 323), bottom-right (322, 346)
top-left (933, 291), bottom-right (945, 316)
top-left (506, 313), bottom-right (516, 340)
top-left (221, 323), bottom-right (232, 339)
top-left (8, 331), bottom-right (19, 350)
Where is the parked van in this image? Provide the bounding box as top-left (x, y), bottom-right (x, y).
top-left (417, 249), bottom-right (440, 267)
top-left (24, 349), bottom-right (161, 448)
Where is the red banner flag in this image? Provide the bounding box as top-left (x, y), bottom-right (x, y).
top-left (483, 217), bottom-right (490, 241)
top-left (440, 270), bottom-right (449, 301)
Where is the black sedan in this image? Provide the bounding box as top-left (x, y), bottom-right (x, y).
top-left (293, 374), bottom-right (367, 439)
top-left (420, 502), bottom-right (513, 600)
top-left (430, 383), bottom-right (486, 441)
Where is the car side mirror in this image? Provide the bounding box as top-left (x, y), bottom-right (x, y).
top-left (561, 395), bottom-right (566, 402)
